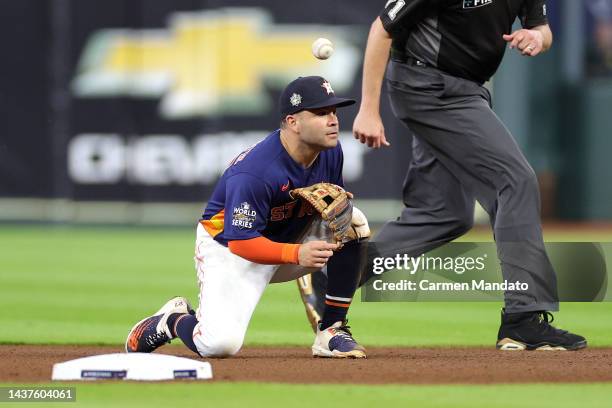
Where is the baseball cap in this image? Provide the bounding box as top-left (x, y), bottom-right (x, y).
top-left (279, 76), bottom-right (355, 118)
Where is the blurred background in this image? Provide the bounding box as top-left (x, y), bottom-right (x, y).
top-left (1, 0), bottom-right (611, 226)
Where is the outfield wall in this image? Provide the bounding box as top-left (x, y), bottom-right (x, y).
top-left (1, 0), bottom-right (611, 223)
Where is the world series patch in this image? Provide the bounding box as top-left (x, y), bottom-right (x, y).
top-left (463, 0), bottom-right (493, 9)
top-left (232, 202), bottom-right (256, 229)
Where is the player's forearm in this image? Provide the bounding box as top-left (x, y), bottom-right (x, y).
top-left (228, 237), bottom-right (300, 265)
top-left (532, 24), bottom-right (553, 52)
top-left (360, 17), bottom-right (392, 113)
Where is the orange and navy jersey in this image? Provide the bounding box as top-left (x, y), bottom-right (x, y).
top-left (201, 130), bottom-right (344, 246)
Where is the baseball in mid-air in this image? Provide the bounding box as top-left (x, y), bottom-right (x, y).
top-left (312, 38), bottom-right (334, 60)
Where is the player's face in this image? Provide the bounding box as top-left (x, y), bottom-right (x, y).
top-left (296, 106), bottom-right (339, 149)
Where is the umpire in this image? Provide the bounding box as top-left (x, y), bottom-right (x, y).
top-left (353, 0), bottom-right (586, 350)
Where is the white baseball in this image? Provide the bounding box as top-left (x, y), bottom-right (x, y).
top-left (312, 38), bottom-right (334, 60)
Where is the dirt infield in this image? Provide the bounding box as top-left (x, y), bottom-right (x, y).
top-left (3, 345), bottom-right (612, 384)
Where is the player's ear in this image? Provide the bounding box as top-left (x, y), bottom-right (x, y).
top-left (284, 114), bottom-right (299, 132)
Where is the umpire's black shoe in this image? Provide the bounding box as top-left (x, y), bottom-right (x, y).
top-left (496, 309), bottom-right (587, 351)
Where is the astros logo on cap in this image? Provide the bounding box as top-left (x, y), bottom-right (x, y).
top-left (321, 81), bottom-right (334, 95)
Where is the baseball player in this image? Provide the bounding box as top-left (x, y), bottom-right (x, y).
top-left (300, 0), bottom-right (586, 351)
top-left (125, 76), bottom-right (369, 358)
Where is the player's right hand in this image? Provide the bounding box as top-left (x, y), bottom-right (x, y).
top-left (298, 241), bottom-right (339, 268)
top-left (353, 109), bottom-right (390, 149)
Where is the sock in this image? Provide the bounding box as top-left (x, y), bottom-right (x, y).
top-left (167, 313), bottom-right (199, 355)
top-left (320, 240), bottom-right (365, 329)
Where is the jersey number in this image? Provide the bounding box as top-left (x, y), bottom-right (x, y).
top-left (386, 0), bottom-right (406, 21)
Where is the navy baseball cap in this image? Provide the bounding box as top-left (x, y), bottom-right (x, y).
top-left (279, 76), bottom-right (355, 118)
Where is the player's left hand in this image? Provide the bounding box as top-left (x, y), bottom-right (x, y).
top-left (503, 29), bottom-right (544, 57)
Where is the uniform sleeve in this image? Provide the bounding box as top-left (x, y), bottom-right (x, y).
top-left (519, 0), bottom-right (549, 29)
top-left (228, 237), bottom-right (300, 265)
top-left (223, 173), bottom-right (271, 241)
top-left (379, 0), bottom-right (436, 37)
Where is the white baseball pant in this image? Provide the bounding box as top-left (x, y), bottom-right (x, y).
top-left (191, 208), bottom-right (369, 357)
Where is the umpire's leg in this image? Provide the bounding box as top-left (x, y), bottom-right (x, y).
top-left (375, 135), bottom-right (475, 249)
top-left (359, 135), bottom-right (476, 285)
top-left (385, 61), bottom-right (558, 313)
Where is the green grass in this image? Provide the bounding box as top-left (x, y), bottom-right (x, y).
top-left (2, 225), bottom-right (612, 406)
top-left (2, 382), bottom-right (612, 408)
top-left (1, 225), bottom-right (612, 346)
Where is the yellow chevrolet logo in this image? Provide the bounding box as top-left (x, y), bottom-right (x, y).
top-left (72, 8), bottom-right (359, 119)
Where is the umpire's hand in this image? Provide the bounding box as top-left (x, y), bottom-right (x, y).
top-left (503, 28), bottom-right (545, 56)
top-left (353, 109), bottom-right (390, 149)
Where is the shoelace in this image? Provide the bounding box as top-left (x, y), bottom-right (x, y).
top-left (145, 331), bottom-right (169, 347)
top-left (333, 324), bottom-right (357, 343)
top-left (540, 311), bottom-right (554, 323)
top-left (534, 312), bottom-right (568, 335)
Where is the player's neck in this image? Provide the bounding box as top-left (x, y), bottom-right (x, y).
top-left (280, 130), bottom-right (320, 168)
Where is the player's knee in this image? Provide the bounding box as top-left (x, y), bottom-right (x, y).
top-left (194, 330), bottom-right (244, 358)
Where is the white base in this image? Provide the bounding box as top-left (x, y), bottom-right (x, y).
top-left (51, 353), bottom-right (213, 381)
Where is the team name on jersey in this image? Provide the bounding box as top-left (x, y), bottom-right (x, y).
top-left (270, 200), bottom-right (315, 222)
top-left (463, 0), bottom-right (493, 9)
top-left (232, 202), bottom-right (257, 229)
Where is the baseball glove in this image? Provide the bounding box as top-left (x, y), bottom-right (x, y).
top-left (290, 182), bottom-right (354, 246)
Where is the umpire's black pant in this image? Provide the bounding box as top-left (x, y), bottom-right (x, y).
top-left (369, 59), bottom-right (558, 313)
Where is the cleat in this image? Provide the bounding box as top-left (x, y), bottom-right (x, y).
top-left (496, 309), bottom-right (587, 351)
top-left (125, 296), bottom-right (194, 353)
top-left (312, 321), bottom-right (366, 359)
